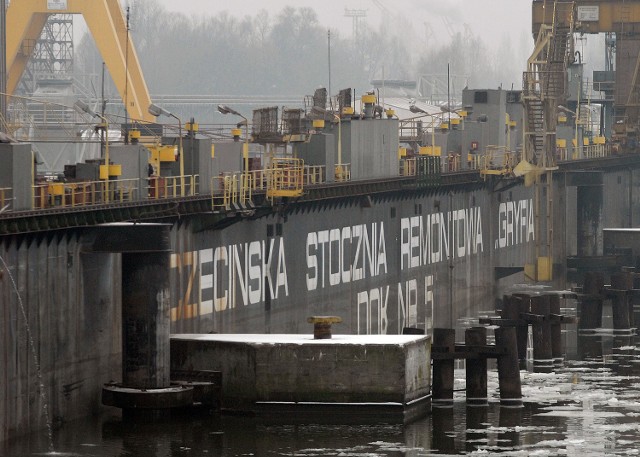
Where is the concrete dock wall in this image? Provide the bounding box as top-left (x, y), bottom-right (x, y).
top-left (171, 334), bottom-right (431, 411)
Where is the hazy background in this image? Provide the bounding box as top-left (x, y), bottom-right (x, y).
top-left (72, 0), bottom-right (605, 120)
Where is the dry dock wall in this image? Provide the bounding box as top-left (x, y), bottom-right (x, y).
top-left (2, 165), bottom-right (640, 442)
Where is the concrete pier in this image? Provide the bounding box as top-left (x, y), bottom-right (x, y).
top-left (171, 333), bottom-right (431, 422)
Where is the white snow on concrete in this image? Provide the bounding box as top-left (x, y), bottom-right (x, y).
top-left (171, 333), bottom-right (428, 346)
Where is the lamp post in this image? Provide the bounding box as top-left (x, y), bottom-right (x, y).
top-left (74, 100), bottom-right (111, 202)
top-left (148, 103), bottom-right (184, 196)
top-left (332, 112), bottom-right (343, 181)
top-left (410, 104), bottom-right (439, 155)
top-left (217, 105), bottom-right (249, 178)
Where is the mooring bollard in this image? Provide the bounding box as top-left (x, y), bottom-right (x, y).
top-left (465, 327), bottom-right (488, 405)
top-left (307, 316), bottom-right (342, 339)
top-left (495, 326), bottom-right (522, 407)
top-left (432, 328), bottom-right (455, 407)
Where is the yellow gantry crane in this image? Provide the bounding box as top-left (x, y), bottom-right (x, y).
top-left (533, 0), bottom-right (640, 147)
top-left (519, 0), bottom-right (576, 281)
top-left (6, 0), bottom-right (154, 122)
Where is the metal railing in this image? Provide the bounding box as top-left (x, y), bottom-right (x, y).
top-left (304, 165), bottom-right (325, 185)
top-left (32, 178), bottom-right (139, 209)
top-left (335, 163), bottom-right (351, 182)
top-left (267, 158), bottom-right (304, 198)
top-left (147, 175), bottom-right (199, 199)
top-left (3, 137), bottom-right (630, 216)
top-left (478, 146), bottom-right (517, 176)
top-left (0, 187), bottom-right (13, 212)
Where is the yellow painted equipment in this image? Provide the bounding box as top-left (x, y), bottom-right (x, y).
top-left (7, 0), bottom-right (154, 122)
top-left (361, 94), bottom-right (376, 104)
top-left (398, 147), bottom-right (407, 158)
top-left (312, 119), bottom-right (325, 129)
top-left (100, 164), bottom-right (122, 180)
top-left (420, 146), bottom-right (441, 156)
top-left (556, 139), bottom-right (567, 148)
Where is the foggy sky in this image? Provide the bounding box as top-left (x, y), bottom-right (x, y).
top-left (153, 0), bottom-right (532, 48)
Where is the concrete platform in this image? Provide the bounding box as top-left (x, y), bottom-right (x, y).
top-left (170, 334), bottom-right (431, 422)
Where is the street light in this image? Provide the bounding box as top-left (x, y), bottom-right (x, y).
top-left (410, 104), bottom-right (439, 155)
top-left (74, 100), bottom-right (111, 202)
top-left (217, 104), bottom-right (249, 177)
top-left (148, 103), bottom-right (184, 196)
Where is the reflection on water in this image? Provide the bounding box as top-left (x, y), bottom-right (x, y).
top-left (5, 330), bottom-right (640, 456)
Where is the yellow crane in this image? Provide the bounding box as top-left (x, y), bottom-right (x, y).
top-left (6, 0), bottom-right (154, 123)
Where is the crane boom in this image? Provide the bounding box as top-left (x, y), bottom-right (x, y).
top-left (6, 0), bottom-right (154, 122)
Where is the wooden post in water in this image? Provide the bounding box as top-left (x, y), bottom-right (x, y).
top-left (465, 327), bottom-right (487, 405)
top-left (502, 295), bottom-right (528, 364)
top-left (495, 326), bottom-right (522, 407)
top-left (580, 271), bottom-right (604, 332)
top-left (531, 295), bottom-right (553, 372)
top-left (610, 272), bottom-right (632, 333)
top-left (548, 294), bottom-right (564, 366)
top-left (432, 328), bottom-right (455, 407)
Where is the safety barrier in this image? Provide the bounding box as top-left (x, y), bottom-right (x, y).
top-left (147, 175), bottom-right (199, 199)
top-left (32, 178), bottom-right (139, 209)
top-left (335, 163), bottom-right (351, 182)
top-left (304, 165), bottom-right (325, 185)
top-left (0, 187), bottom-right (13, 212)
top-left (479, 146), bottom-right (516, 176)
top-left (267, 158), bottom-right (304, 198)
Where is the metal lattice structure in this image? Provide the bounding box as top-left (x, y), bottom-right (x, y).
top-left (19, 14), bottom-right (73, 94)
top-left (522, 1), bottom-right (575, 169)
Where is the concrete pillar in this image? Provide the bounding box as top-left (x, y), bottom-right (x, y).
top-left (122, 251), bottom-right (170, 388)
top-left (84, 223), bottom-right (172, 390)
top-left (577, 184), bottom-right (603, 257)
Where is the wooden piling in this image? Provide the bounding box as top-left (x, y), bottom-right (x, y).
top-left (465, 327), bottom-right (487, 405)
top-left (495, 327), bottom-right (522, 407)
top-left (579, 271), bottom-right (604, 332)
top-left (610, 273), bottom-right (632, 333)
top-left (531, 295), bottom-right (553, 372)
top-left (432, 328), bottom-right (455, 407)
top-left (548, 294), bottom-right (564, 366)
top-left (504, 294), bottom-right (528, 363)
